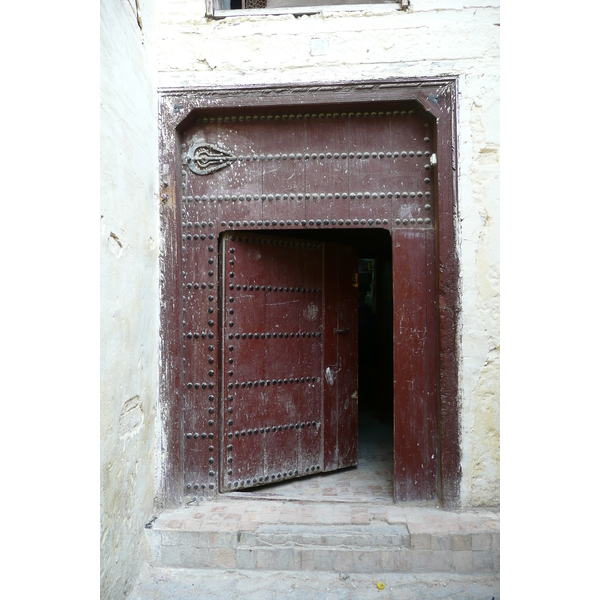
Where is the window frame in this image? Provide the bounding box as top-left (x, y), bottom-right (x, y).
top-left (207, 0), bottom-right (409, 19)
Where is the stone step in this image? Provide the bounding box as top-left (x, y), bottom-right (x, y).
top-left (144, 499), bottom-right (499, 575)
top-left (239, 523), bottom-right (411, 548)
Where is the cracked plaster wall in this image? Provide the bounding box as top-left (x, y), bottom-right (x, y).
top-left (156, 0), bottom-right (500, 509)
top-left (100, 0), bottom-right (159, 597)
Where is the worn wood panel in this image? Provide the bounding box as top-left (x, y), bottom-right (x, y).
top-left (262, 163), bottom-right (307, 224)
top-left (220, 234), bottom-right (328, 490)
top-left (322, 243), bottom-right (359, 472)
top-left (334, 243), bottom-right (359, 469)
top-left (424, 231), bottom-right (438, 496)
top-left (305, 161), bottom-right (350, 219)
top-left (430, 85), bottom-right (460, 507)
top-left (322, 246), bottom-right (339, 471)
top-left (347, 113), bottom-right (392, 222)
top-left (298, 417), bottom-right (322, 475)
top-left (389, 112), bottom-right (435, 229)
top-left (264, 308), bottom-right (299, 378)
top-left (392, 228), bottom-right (437, 501)
top-left (229, 427), bottom-right (264, 487)
top-left (157, 98), bottom-right (185, 506)
top-left (305, 114), bottom-right (350, 220)
top-left (262, 115), bottom-right (306, 226)
top-left (179, 160), bottom-right (220, 497)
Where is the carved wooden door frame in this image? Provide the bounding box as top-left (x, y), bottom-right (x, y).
top-left (158, 78), bottom-right (460, 508)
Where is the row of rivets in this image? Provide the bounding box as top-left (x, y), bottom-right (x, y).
top-left (186, 216), bottom-right (425, 235)
top-left (221, 218), bottom-right (395, 228)
top-left (229, 285), bottom-right (321, 293)
top-left (185, 331), bottom-right (215, 339)
top-left (186, 383), bottom-right (217, 393)
top-left (179, 213), bottom-right (216, 229)
top-left (187, 382), bottom-right (214, 392)
top-left (188, 190), bottom-right (430, 202)
top-left (179, 211), bottom-right (217, 476)
top-left (183, 221), bottom-right (207, 227)
top-left (228, 421), bottom-right (320, 438)
top-left (185, 431), bottom-right (214, 440)
top-left (186, 482), bottom-right (214, 490)
top-left (183, 281), bottom-right (214, 290)
top-left (227, 150), bottom-right (429, 162)
top-left (199, 109), bottom-right (416, 123)
top-left (182, 282), bottom-right (215, 292)
top-left (228, 332), bottom-right (322, 340)
top-left (230, 237), bottom-right (321, 248)
top-left (204, 242), bottom-right (215, 439)
top-left (184, 282), bottom-right (207, 290)
top-left (186, 381), bottom-right (215, 389)
top-left (227, 465), bottom-right (321, 488)
top-left (219, 217), bottom-right (434, 228)
top-left (396, 218), bottom-right (432, 225)
top-left (227, 376), bottom-right (318, 389)
top-left (177, 228), bottom-right (216, 245)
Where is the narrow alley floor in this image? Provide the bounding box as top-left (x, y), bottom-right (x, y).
top-left (130, 563), bottom-right (500, 600)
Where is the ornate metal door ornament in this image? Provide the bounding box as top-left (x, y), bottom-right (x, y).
top-left (187, 142), bottom-right (237, 175)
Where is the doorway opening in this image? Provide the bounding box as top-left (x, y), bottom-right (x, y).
top-left (226, 228), bottom-right (394, 503)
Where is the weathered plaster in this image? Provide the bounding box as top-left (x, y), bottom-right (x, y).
top-left (154, 0), bottom-right (499, 508)
top-left (455, 70), bottom-right (500, 506)
top-left (100, 0), bottom-right (159, 597)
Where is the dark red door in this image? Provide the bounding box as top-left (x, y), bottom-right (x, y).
top-left (220, 233), bottom-right (358, 491)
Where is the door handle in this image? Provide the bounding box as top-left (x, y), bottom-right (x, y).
top-left (335, 328), bottom-right (350, 334)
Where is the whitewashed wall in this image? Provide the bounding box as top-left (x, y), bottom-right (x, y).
top-left (156, 0), bottom-right (500, 508)
top-left (100, 0), bottom-right (159, 597)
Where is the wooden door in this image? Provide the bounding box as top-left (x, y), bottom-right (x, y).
top-left (220, 233), bottom-right (358, 491)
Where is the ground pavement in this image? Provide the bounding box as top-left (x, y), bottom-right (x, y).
top-left (130, 562), bottom-right (500, 599)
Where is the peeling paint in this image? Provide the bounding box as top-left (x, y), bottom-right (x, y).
top-left (325, 366), bottom-right (335, 387)
top-left (303, 302), bottom-right (319, 322)
top-left (119, 395), bottom-right (144, 438)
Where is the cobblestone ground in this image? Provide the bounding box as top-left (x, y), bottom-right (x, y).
top-left (129, 563), bottom-right (500, 600)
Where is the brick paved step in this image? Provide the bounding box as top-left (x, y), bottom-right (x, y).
top-left (145, 502), bottom-right (499, 575)
top-left (234, 544), bottom-right (445, 573)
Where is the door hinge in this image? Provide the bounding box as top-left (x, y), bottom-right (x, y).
top-left (430, 153), bottom-right (437, 167)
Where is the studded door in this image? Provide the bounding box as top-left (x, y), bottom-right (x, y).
top-left (220, 233), bottom-right (358, 491)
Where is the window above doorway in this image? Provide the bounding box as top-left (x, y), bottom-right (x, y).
top-left (209, 0), bottom-right (409, 18)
